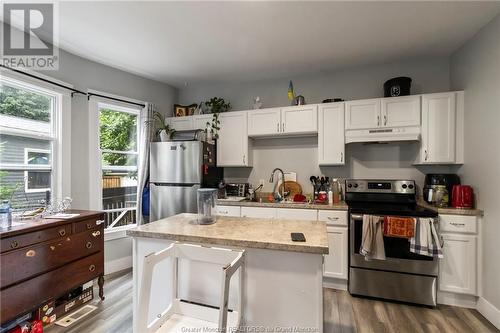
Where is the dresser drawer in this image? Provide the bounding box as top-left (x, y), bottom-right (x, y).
top-left (1, 224), bottom-right (72, 253)
top-left (0, 252), bottom-right (103, 324)
top-left (1, 228), bottom-right (103, 288)
top-left (74, 216), bottom-right (105, 234)
top-left (439, 215), bottom-right (478, 234)
top-left (318, 210), bottom-right (348, 226)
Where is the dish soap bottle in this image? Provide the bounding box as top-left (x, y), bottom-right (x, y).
top-left (0, 200), bottom-right (12, 229)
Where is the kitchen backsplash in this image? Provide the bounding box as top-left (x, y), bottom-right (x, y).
top-left (222, 137), bottom-right (461, 196)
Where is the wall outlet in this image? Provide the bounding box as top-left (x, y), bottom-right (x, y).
top-left (259, 179), bottom-right (265, 186)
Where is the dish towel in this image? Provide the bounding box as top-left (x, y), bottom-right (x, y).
top-left (410, 218), bottom-right (443, 258)
top-left (383, 216), bottom-right (416, 238)
top-left (360, 215), bottom-right (386, 261)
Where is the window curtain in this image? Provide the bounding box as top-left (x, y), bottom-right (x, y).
top-left (136, 102), bottom-right (156, 225)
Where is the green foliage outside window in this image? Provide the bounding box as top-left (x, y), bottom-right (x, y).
top-left (0, 84), bottom-right (51, 122)
top-left (99, 109), bottom-right (137, 166)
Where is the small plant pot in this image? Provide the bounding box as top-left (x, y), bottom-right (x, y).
top-left (159, 130), bottom-right (170, 142)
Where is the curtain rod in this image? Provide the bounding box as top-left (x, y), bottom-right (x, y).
top-left (0, 65), bottom-right (87, 97)
top-left (87, 92), bottom-right (145, 108)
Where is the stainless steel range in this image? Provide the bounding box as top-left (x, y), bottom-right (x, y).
top-left (345, 179), bottom-right (439, 306)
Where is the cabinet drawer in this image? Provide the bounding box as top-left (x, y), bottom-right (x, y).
top-left (276, 208), bottom-right (317, 221)
top-left (1, 228), bottom-right (103, 288)
top-left (241, 207), bottom-right (276, 219)
top-left (74, 216), bottom-right (105, 233)
top-left (1, 224), bottom-right (72, 253)
top-left (216, 206), bottom-right (241, 217)
top-left (0, 252), bottom-right (103, 324)
top-left (439, 215), bottom-right (477, 234)
top-left (318, 210), bottom-right (348, 226)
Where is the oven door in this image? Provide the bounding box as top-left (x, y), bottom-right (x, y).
top-left (349, 213), bottom-right (438, 276)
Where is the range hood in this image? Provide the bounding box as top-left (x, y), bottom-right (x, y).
top-left (345, 126), bottom-right (421, 144)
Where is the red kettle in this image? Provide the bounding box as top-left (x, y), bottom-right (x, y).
top-left (451, 185), bottom-right (473, 209)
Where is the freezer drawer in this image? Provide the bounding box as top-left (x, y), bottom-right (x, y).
top-left (150, 183), bottom-right (199, 221)
top-left (150, 142), bottom-right (202, 184)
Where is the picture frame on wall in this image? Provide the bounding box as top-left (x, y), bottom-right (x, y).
top-left (174, 104), bottom-right (198, 117)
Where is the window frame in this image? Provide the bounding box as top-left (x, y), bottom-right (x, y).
top-left (24, 147), bottom-right (52, 193)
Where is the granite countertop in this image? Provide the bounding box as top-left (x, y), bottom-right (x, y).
top-left (418, 200), bottom-right (484, 217)
top-left (216, 199), bottom-right (348, 211)
top-left (127, 213), bottom-right (329, 254)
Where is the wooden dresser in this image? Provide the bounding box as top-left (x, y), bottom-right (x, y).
top-left (0, 210), bottom-right (105, 324)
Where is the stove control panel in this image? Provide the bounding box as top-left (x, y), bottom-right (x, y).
top-left (346, 179), bottom-right (415, 194)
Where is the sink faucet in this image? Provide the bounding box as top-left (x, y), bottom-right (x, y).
top-left (269, 168), bottom-right (288, 201)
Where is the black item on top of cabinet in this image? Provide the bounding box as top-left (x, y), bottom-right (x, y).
top-left (384, 77), bottom-right (412, 97)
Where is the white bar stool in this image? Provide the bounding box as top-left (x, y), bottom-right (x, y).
top-left (137, 242), bottom-right (245, 333)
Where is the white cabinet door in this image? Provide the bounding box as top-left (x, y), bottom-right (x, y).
top-left (248, 108), bottom-right (281, 137)
top-left (421, 93), bottom-right (456, 163)
top-left (324, 227), bottom-right (348, 279)
top-left (217, 111), bottom-right (251, 167)
top-left (276, 208), bottom-right (317, 221)
top-left (318, 103), bottom-right (345, 165)
top-left (439, 233), bottom-right (477, 295)
top-left (345, 99), bottom-right (381, 130)
top-left (280, 105), bottom-right (318, 135)
top-left (241, 207), bottom-right (276, 219)
top-left (192, 114), bottom-right (212, 130)
top-left (216, 205), bottom-right (241, 217)
top-left (167, 116), bottom-right (193, 131)
top-left (381, 95), bottom-right (421, 128)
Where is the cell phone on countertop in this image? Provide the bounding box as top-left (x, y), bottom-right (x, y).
top-left (291, 232), bottom-right (306, 242)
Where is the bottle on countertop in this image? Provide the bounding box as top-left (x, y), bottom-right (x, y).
top-left (332, 178), bottom-right (341, 204)
top-left (0, 200), bottom-right (12, 229)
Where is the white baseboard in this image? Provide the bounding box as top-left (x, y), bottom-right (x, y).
top-left (477, 297), bottom-right (500, 330)
top-left (437, 291), bottom-right (478, 308)
top-left (105, 255), bottom-right (132, 275)
top-left (323, 277), bottom-right (348, 291)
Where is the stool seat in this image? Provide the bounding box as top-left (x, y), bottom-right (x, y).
top-left (137, 242), bottom-right (245, 333)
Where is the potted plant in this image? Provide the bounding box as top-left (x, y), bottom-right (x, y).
top-left (204, 97), bottom-right (231, 140)
top-left (148, 111), bottom-right (176, 141)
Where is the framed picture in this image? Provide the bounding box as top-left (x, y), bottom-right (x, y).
top-left (174, 104), bottom-right (198, 117)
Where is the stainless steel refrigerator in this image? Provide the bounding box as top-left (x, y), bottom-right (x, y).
top-left (150, 141), bottom-right (222, 221)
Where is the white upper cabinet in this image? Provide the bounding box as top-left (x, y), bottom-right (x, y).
top-left (217, 111), bottom-right (252, 167)
top-left (192, 114), bottom-right (212, 130)
top-left (248, 108), bottom-right (281, 137)
top-left (345, 99), bottom-right (381, 130)
top-left (318, 103), bottom-right (345, 165)
top-left (167, 116), bottom-right (193, 131)
top-left (418, 92), bottom-right (459, 164)
top-left (280, 105), bottom-right (318, 135)
top-left (381, 95), bottom-right (421, 127)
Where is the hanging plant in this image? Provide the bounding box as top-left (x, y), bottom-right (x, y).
top-left (203, 97), bottom-right (230, 140)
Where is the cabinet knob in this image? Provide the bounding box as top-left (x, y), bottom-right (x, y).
top-left (10, 240), bottom-right (19, 249)
top-left (277, 123), bottom-right (279, 133)
top-left (424, 150), bottom-right (428, 161)
top-left (59, 229), bottom-right (66, 237)
top-left (282, 123), bottom-right (285, 132)
top-left (341, 152), bottom-right (343, 163)
top-left (92, 231), bottom-right (101, 237)
top-left (377, 115), bottom-right (380, 126)
top-left (89, 264), bottom-right (96, 272)
top-left (86, 241), bottom-right (93, 249)
top-left (384, 115), bottom-right (387, 126)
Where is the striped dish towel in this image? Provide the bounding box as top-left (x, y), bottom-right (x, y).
top-left (410, 218), bottom-right (443, 258)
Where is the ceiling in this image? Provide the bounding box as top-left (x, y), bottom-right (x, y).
top-left (43, 2), bottom-right (500, 86)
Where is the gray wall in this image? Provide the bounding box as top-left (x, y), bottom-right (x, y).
top-left (450, 14), bottom-right (500, 310)
top-left (38, 48), bottom-right (178, 210)
top-left (182, 57), bottom-right (455, 191)
top-left (179, 57), bottom-right (450, 110)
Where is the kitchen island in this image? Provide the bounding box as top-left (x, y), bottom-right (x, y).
top-left (127, 213), bottom-right (328, 332)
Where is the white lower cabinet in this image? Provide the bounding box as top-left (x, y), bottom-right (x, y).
top-left (216, 205), bottom-right (241, 217)
top-left (323, 226), bottom-right (348, 279)
top-left (241, 207), bottom-right (276, 219)
top-left (276, 208), bottom-right (317, 221)
top-left (439, 233), bottom-right (477, 295)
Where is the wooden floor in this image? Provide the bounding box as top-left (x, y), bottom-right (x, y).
top-left (46, 270), bottom-right (498, 333)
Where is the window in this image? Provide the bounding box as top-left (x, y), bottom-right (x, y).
top-left (98, 103), bottom-right (139, 229)
top-left (0, 76), bottom-right (59, 209)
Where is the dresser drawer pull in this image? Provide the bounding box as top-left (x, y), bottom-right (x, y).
top-left (10, 240), bottom-right (19, 249)
top-left (327, 217), bottom-right (339, 221)
top-left (89, 264), bottom-right (96, 272)
top-left (86, 241), bottom-right (93, 249)
top-left (59, 229), bottom-right (66, 236)
top-left (96, 219), bottom-right (105, 225)
top-left (450, 222), bottom-right (466, 227)
top-left (26, 249), bottom-right (36, 257)
top-left (92, 231), bottom-right (101, 237)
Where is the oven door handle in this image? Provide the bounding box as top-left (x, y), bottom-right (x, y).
top-left (351, 214), bottom-right (364, 221)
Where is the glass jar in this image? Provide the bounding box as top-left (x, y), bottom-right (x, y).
top-left (197, 189), bottom-right (218, 225)
top-left (433, 185), bottom-right (449, 207)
